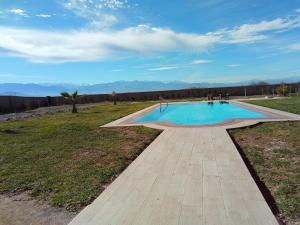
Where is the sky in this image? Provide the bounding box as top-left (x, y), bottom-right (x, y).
top-left (0, 0), bottom-right (300, 84)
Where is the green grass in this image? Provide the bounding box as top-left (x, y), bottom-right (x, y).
top-left (245, 96), bottom-right (300, 114)
top-left (231, 96), bottom-right (300, 224)
top-left (229, 121), bottom-right (300, 224)
top-left (0, 102), bottom-right (161, 211)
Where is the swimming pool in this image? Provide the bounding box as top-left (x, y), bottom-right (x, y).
top-left (134, 101), bottom-right (269, 126)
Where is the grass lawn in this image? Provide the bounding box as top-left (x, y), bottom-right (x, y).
top-left (245, 96), bottom-right (300, 114)
top-left (229, 121), bottom-right (300, 224)
top-left (0, 102), bottom-right (161, 211)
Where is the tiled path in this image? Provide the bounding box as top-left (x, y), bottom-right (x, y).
top-left (69, 127), bottom-right (279, 225)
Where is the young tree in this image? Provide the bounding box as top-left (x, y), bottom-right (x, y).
top-left (111, 91), bottom-right (117, 105)
top-left (60, 91), bottom-right (78, 113)
top-left (276, 83), bottom-right (288, 96)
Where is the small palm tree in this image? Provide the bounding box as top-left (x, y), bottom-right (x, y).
top-left (112, 91), bottom-right (117, 105)
top-left (60, 91), bottom-right (78, 113)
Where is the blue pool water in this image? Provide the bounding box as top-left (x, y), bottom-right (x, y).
top-left (135, 101), bottom-right (268, 125)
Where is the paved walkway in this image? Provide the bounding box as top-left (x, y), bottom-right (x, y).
top-left (69, 127), bottom-right (279, 225)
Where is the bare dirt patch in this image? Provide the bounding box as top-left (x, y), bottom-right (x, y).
top-left (0, 193), bottom-right (75, 225)
top-left (237, 135), bottom-right (292, 153)
top-left (71, 149), bottom-right (100, 160)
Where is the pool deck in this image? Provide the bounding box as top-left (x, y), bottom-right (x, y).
top-left (69, 101), bottom-right (300, 225)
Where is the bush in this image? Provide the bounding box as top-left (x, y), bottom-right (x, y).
top-left (276, 83), bottom-right (288, 96)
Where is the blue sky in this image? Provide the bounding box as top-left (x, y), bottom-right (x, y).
top-left (0, 0), bottom-right (300, 84)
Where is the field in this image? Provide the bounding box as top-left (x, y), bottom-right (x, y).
top-left (1, 96), bottom-right (300, 224)
top-left (230, 97), bottom-right (300, 224)
top-left (245, 96), bottom-right (300, 114)
top-left (0, 102), bottom-right (161, 211)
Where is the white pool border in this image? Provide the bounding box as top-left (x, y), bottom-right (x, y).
top-left (102, 100), bottom-right (300, 129)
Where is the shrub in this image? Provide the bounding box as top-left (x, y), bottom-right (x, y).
top-left (276, 83), bottom-right (288, 96)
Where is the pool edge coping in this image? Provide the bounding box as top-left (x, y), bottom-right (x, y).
top-left (102, 100), bottom-right (300, 129)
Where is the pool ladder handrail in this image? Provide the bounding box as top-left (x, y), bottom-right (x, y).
top-left (160, 102), bottom-right (168, 112)
top-left (159, 96), bottom-right (169, 112)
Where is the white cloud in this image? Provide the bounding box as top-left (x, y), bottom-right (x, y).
top-left (9, 8), bottom-right (27, 17)
top-left (149, 66), bottom-right (178, 71)
top-left (0, 13), bottom-right (300, 63)
top-left (191, 59), bottom-right (212, 64)
top-left (36, 14), bottom-right (51, 18)
top-left (226, 64), bottom-right (242, 67)
top-left (288, 43), bottom-right (300, 51)
top-left (219, 17), bottom-right (300, 44)
top-left (62, 0), bottom-right (128, 28)
top-left (5, 9), bottom-right (52, 18)
top-left (0, 25), bottom-right (220, 63)
top-left (103, 0), bottom-right (127, 9)
top-left (150, 59), bottom-right (212, 71)
top-left (257, 53), bottom-right (278, 59)
top-left (296, 8), bottom-right (300, 13)
top-left (89, 15), bottom-right (118, 29)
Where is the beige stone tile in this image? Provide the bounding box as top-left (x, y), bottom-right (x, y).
top-left (155, 196), bottom-right (181, 225)
top-left (246, 200), bottom-right (279, 225)
top-left (100, 174), bottom-right (158, 225)
top-left (69, 126), bottom-right (278, 225)
top-left (203, 160), bottom-right (219, 176)
top-left (188, 163), bottom-right (203, 180)
top-left (203, 197), bottom-right (227, 225)
top-left (222, 191), bottom-right (251, 225)
top-left (203, 176), bottom-right (223, 199)
top-left (173, 142), bottom-right (194, 176)
top-left (179, 204), bottom-right (203, 225)
top-left (190, 151), bottom-right (203, 165)
top-left (131, 176), bottom-right (170, 225)
top-left (183, 177), bottom-right (202, 206)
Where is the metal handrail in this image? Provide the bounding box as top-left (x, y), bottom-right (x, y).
top-left (159, 101), bottom-right (168, 112)
top-left (158, 96), bottom-right (169, 112)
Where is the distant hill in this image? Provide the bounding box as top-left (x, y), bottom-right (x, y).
top-left (0, 91), bottom-right (28, 96)
top-left (0, 77), bottom-right (299, 97)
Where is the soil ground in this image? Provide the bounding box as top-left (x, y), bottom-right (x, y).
top-left (0, 193), bottom-right (75, 225)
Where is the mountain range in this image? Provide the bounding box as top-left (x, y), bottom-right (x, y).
top-left (0, 76), bottom-right (299, 97)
